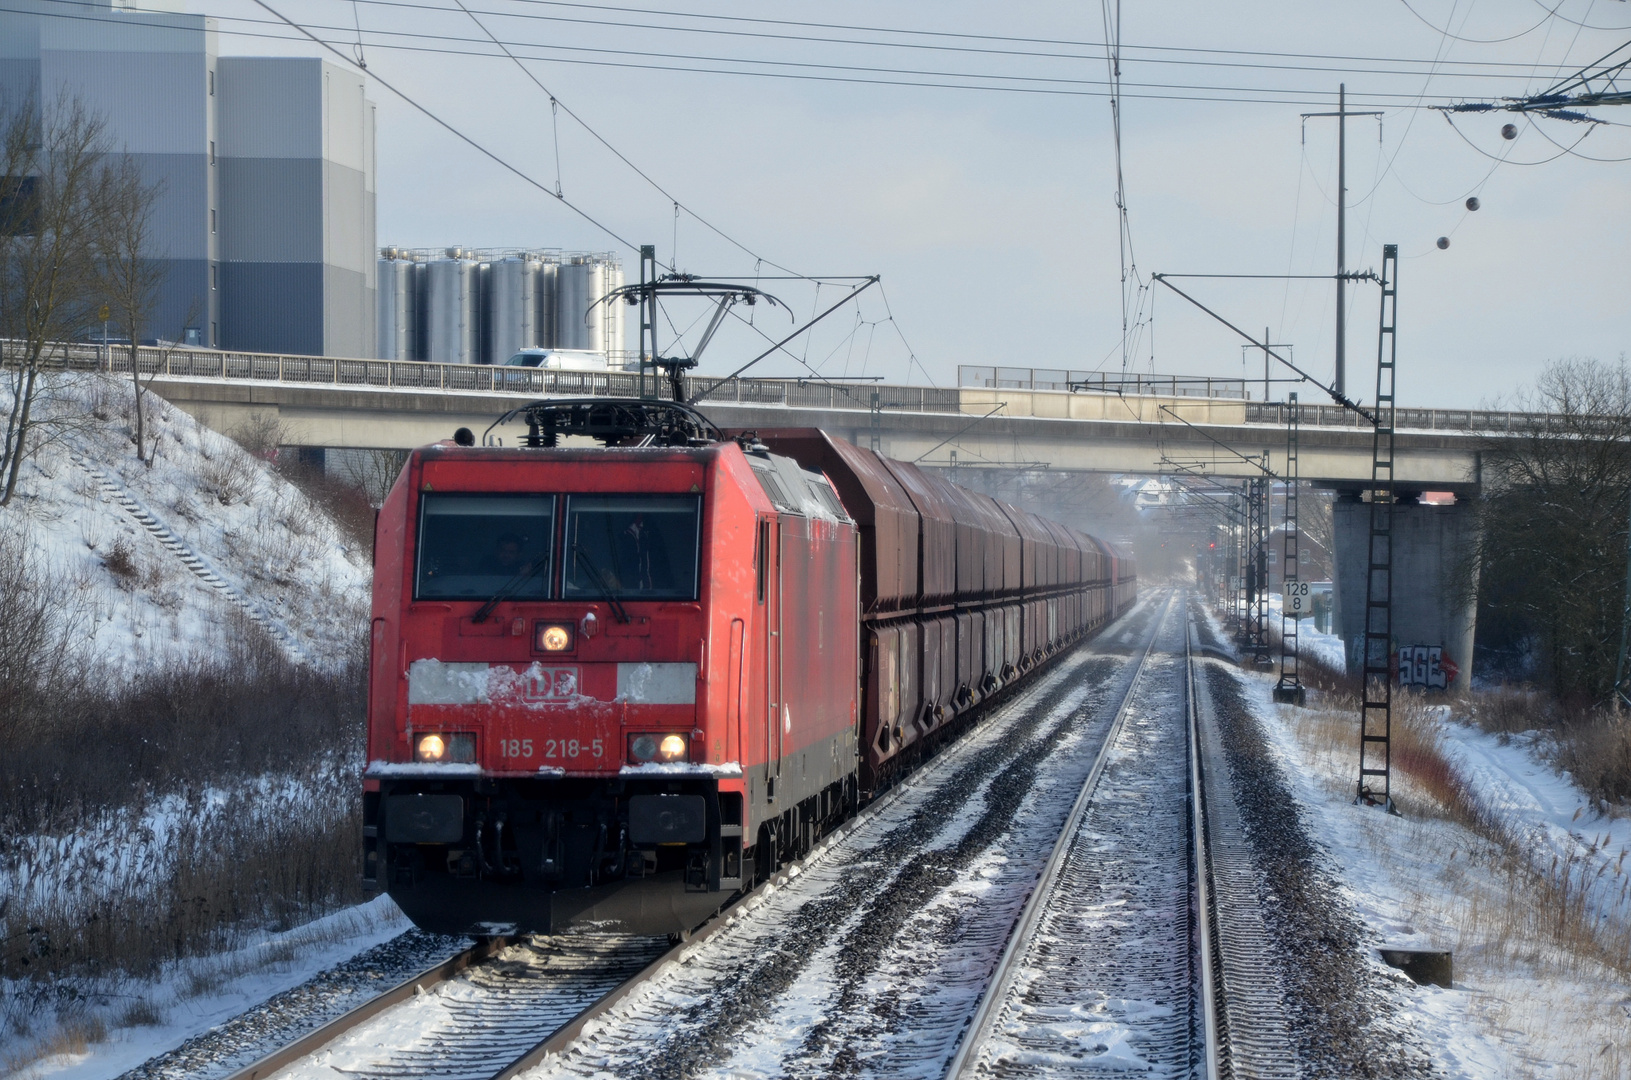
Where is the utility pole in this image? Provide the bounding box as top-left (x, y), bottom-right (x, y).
top-left (1337, 87), bottom-right (1345, 399)
top-left (1303, 86), bottom-right (1381, 398)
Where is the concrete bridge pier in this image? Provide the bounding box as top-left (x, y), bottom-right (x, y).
top-left (1332, 492), bottom-right (1479, 691)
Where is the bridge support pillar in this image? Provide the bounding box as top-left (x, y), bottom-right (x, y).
top-left (1332, 492), bottom-right (1478, 691)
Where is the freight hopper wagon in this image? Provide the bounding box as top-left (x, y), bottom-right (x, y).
top-left (362, 401), bottom-right (1135, 938)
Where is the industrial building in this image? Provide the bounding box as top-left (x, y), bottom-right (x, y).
top-left (0, 0), bottom-right (376, 357)
top-left (377, 248), bottom-right (626, 366)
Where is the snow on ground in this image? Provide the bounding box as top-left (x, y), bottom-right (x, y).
top-left (1220, 641), bottom-right (1631, 1079)
top-left (1266, 592), bottom-right (1346, 672)
top-left (1435, 718), bottom-right (1631, 929)
top-left (1, 372), bottom-right (380, 1075)
top-left (2, 371), bottom-right (369, 669)
top-left (6, 897), bottom-right (411, 1080)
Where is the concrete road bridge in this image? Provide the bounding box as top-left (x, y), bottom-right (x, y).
top-left (65, 344), bottom-right (1544, 495)
top-left (33, 344), bottom-right (1560, 689)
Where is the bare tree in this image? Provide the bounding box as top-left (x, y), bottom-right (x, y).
top-left (1463, 357), bottom-right (1631, 700)
top-left (93, 154), bottom-right (167, 465)
top-left (0, 92), bottom-right (109, 506)
top-left (352, 448), bottom-right (410, 507)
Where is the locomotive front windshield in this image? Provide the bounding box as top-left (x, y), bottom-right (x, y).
top-left (416, 494), bottom-right (554, 600)
top-left (564, 494), bottom-right (701, 600)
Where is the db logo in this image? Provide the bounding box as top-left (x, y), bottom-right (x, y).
top-left (521, 667), bottom-right (578, 701)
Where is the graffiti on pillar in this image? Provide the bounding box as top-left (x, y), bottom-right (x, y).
top-left (1396, 645), bottom-right (1459, 690)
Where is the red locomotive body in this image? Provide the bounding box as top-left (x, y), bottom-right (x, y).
top-left (363, 404), bottom-right (1134, 937)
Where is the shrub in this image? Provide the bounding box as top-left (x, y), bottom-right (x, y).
top-left (101, 533), bottom-right (137, 581)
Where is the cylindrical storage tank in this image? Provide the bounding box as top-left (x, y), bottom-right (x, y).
top-left (491, 257), bottom-right (541, 363)
top-left (407, 261), bottom-right (427, 360)
top-left (535, 261), bottom-right (558, 348)
top-left (555, 259), bottom-right (605, 352)
top-left (427, 257), bottom-right (478, 364)
top-left (376, 254), bottom-right (410, 361)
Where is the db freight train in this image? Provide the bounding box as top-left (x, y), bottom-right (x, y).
top-left (362, 400), bottom-right (1135, 936)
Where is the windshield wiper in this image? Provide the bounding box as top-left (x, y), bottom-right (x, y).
top-left (573, 546), bottom-right (631, 624)
top-left (471, 559), bottom-right (549, 623)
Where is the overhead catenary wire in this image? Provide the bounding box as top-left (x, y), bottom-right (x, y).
top-left (1393, 0), bottom-right (1579, 45)
top-left (445, 0), bottom-right (812, 279)
top-left (11, 1), bottom-right (1606, 109)
top-left (277, 0), bottom-right (1631, 76)
top-left (238, 0), bottom-right (647, 257)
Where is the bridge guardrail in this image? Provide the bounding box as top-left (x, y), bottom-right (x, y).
top-left (1243, 400), bottom-right (1574, 434)
top-left (3, 339), bottom-right (1561, 434)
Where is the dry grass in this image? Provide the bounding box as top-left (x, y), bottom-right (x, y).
top-left (1278, 691), bottom-right (1631, 1077)
top-left (1463, 687), bottom-right (1631, 811)
top-left (197, 449), bottom-right (256, 506)
top-left (1287, 690), bottom-right (1631, 979)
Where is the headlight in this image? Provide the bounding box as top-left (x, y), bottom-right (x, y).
top-left (415, 733), bottom-right (475, 763)
top-left (628, 733), bottom-right (688, 764)
top-left (535, 623), bottom-right (574, 652)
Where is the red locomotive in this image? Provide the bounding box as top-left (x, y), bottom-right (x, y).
top-left (362, 400), bottom-right (1135, 936)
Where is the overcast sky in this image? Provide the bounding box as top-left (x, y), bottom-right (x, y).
top-left (206, 0), bottom-right (1631, 409)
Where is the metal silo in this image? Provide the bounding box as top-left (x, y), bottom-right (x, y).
top-left (428, 252), bottom-right (478, 364)
top-left (555, 258), bottom-right (604, 352)
top-left (491, 256), bottom-right (544, 363)
top-left (534, 259), bottom-right (557, 349)
top-left (377, 250), bottom-right (410, 361)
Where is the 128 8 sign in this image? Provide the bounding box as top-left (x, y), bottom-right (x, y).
top-left (1397, 645), bottom-right (1459, 690)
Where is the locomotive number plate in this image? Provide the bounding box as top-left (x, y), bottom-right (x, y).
top-left (520, 667), bottom-right (578, 701)
top-left (498, 737), bottom-right (605, 760)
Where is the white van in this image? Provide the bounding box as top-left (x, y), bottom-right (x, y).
top-left (501, 348), bottom-right (608, 372)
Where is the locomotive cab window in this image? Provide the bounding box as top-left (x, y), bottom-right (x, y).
top-left (564, 494), bottom-right (701, 600)
top-left (416, 494), bottom-right (554, 600)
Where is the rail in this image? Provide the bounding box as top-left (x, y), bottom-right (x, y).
top-left (3, 339), bottom-right (1574, 433)
top-left (948, 592), bottom-right (1178, 1077)
top-left (218, 937), bottom-right (509, 1080)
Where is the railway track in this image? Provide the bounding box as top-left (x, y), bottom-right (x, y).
top-left (948, 593), bottom-right (1297, 1079)
top-left (520, 594), bottom-right (1173, 1079)
top-left (139, 594), bottom-right (1213, 1080)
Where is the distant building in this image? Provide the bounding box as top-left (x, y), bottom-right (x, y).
top-left (377, 248), bottom-right (625, 366)
top-left (0, 0), bottom-right (375, 357)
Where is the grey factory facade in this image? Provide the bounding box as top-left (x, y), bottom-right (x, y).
top-left (0, 0), bottom-right (376, 357)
